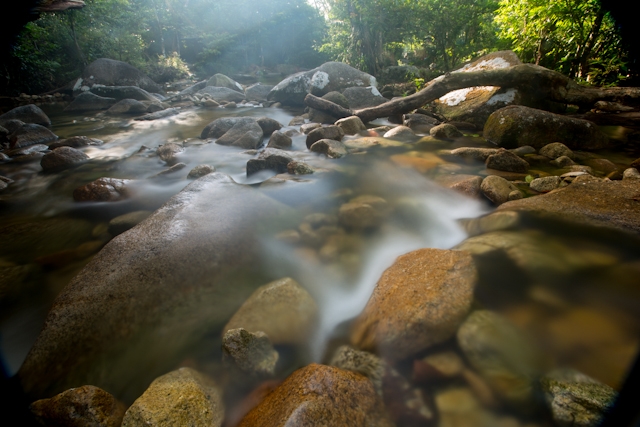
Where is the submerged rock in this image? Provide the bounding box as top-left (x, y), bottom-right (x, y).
top-left (457, 310), bottom-right (546, 411)
top-left (351, 248), bottom-right (477, 361)
top-left (237, 363), bottom-right (394, 427)
top-left (222, 328), bottom-right (278, 376)
top-left (122, 368), bottom-right (224, 427)
top-left (73, 177), bottom-right (131, 202)
top-left (540, 368), bottom-right (617, 427)
top-left (40, 146), bottom-right (89, 172)
top-left (19, 173), bottom-right (288, 401)
top-left (30, 385), bottom-right (126, 427)
top-left (223, 277), bottom-right (318, 346)
top-left (108, 211), bottom-right (152, 236)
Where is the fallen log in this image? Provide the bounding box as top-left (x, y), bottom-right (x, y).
top-left (305, 64), bottom-right (640, 123)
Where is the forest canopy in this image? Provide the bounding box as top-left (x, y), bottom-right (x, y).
top-left (1, 0), bottom-right (631, 95)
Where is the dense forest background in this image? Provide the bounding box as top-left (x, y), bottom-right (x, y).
top-left (1, 0), bottom-right (634, 96)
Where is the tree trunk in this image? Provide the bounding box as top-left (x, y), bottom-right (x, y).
top-left (304, 64), bottom-right (640, 123)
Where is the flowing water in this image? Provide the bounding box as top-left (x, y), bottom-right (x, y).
top-left (1, 102), bottom-right (640, 423)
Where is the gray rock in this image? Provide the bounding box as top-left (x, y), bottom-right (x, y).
top-left (40, 147), bottom-right (89, 172)
top-left (2, 119), bottom-right (26, 134)
top-left (152, 162), bottom-right (187, 177)
top-left (65, 92), bottom-right (116, 112)
top-left (30, 385), bottom-right (126, 427)
top-left (551, 155), bottom-right (576, 167)
top-left (342, 86), bottom-right (388, 109)
top-left (310, 139), bottom-right (348, 158)
top-left (267, 131), bottom-right (292, 149)
top-left (255, 117), bottom-right (283, 136)
top-left (623, 167), bottom-right (640, 180)
top-left (246, 148), bottom-right (294, 175)
top-left (330, 346), bottom-right (385, 396)
top-left (430, 123), bottom-right (463, 139)
top-left (91, 86), bottom-right (158, 102)
top-left (18, 173), bottom-right (288, 400)
top-left (268, 61), bottom-right (377, 106)
top-left (78, 58), bottom-right (162, 93)
top-left (157, 143), bottom-right (183, 165)
top-left (306, 125), bottom-right (344, 149)
top-left (107, 99), bottom-right (148, 114)
top-left (206, 73), bottom-right (244, 93)
top-left (197, 86), bottom-right (245, 103)
top-left (0, 104), bottom-right (51, 127)
top-left (287, 161), bottom-right (315, 175)
top-left (5, 144), bottom-right (49, 158)
top-left (300, 122), bottom-right (321, 134)
top-left (540, 368), bottom-right (617, 427)
top-left (335, 116), bottom-right (366, 135)
top-left (175, 80), bottom-right (207, 97)
top-left (217, 120), bottom-right (264, 149)
top-left (484, 105), bottom-right (610, 150)
top-left (288, 116), bottom-right (305, 126)
top-left (485, 148), bottom-right (530, 173)
top-left (403, 113), bottom-right (439, 133)
top-left (245, 83), bottom-right (274, 101)
top-left (187, 164), bottom-right (215, 179)
top-left (510, 145), bottom-right (536, 156)
top-left (539, 142), bottom-right (574, 159)
top-left (530, 176), bottom-right (562, 193)
top-left (222, 328), bottom-right (278, 376)
top-left (49, 136), bottom-right (103, 149)
top-left (309, 91), bottom-right (350, 124)
top-left (448, 147), bottom-right (499, 162)
top-left (108, 211), bottom-right (152, 236)
top-left (9, 123), bottom-right (58, 148)
top-left (73, 177), bottom-right (131, 202)
top-left (122, 368), bottom-right (224, 427)
top-left (223, 277), bottom-right (318, 346)
top-left (457, 310), bottom-right (546, 411)
top-left (134, 108), bottom-right (180, 121)
top-left (481, 175), bottom-right (521, 205)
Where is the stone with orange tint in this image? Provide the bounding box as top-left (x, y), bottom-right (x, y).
top-left (237, 363), bottom-right (394, 427)
top-left (350, 248), bottom-right (477, 361)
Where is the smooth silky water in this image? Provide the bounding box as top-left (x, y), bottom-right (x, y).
top-left (1, 103), bottom-right (639, 423)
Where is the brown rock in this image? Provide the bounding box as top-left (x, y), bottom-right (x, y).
top-left (30, 385), bottom-right (126, 427)
top-left (73, 177), bottom-right (131, 202)
top-left (351, 248), bottom-right (477, 361)
top-left (497, 179), bottom-right (640, 235)
top-left (41, 146), bottom-right (90, 172)
top-left (223, 277), bottom-right (318, 345)
top-left (122, 367), bottom-right (224, 427)
top-left (236, 363), bottom-right (394, 427)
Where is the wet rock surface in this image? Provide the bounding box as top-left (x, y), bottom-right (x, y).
top-left (0, 104), bottom-right (51, 127)
top-left (351, 248), bottom-right (477, 361)
top-left (236, 363), bottom-right (394, 427)
top-left (222, 328), bottom-right (279, 376)
top-left (30, 385), bottom-right (126, 427)
top-left (40, 146), bottom-right (89, 172)
top-left (122, 367), bottom-right (224, 427)
top-left (73, 177), bottom-right (132, 202)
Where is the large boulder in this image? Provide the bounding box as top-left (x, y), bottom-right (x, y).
top-left (197, 86), bottom-right (245, 103)
top-left (201, 117), bottom-right (281, 149)
top-left (65, 92), bottom-right (116, 112)
top-left (268, 62), bottom-right (377, 106)
top-left (9, 123), bottom-right (58, 148)
top-left (40, 147), bottom-right (89, 172)
top-left (17, 173), bottom-right (287, 401)
top-left (496, 179), bottom-right (640, 235)
top-left (75, 58), bottom-right (162, 93)
top-left (245, 83), bottom-right (274, 102)
top-left (434, 51), bottom-right (522, 127)
top-left (0, 104), bottom-right (51, 127)
top-left (90, 85), bottom-right (159, 102)
top-left (237, 364), bottom-right (394, 427)
top-left (484, 105), bottom-right (611, 150)
top-left (350, 248), bottom-right (477, 361)
top-left (342, 86), bottom-right (388, 109)
top-left (206, 73), bottom-right (244, 93)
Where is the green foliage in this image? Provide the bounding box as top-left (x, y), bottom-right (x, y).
top-left (494, 0), bottom-right (627, 85)
top-left (145, 53), bottom-right (192, 83)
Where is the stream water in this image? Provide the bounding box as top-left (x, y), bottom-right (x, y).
top-left (1, 101), bottom-right (640, 424)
